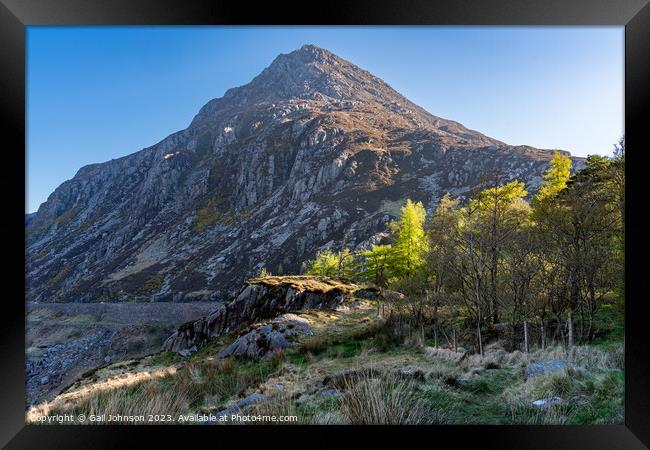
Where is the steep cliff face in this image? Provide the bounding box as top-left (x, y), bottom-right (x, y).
top-left (26, 44), bottom-right (584, 303)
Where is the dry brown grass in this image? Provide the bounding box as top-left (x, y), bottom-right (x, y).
top-left (27, 363), bottom-right (180, 423)
top-left (487, 343), bottom-right (625, 372)
top-left (246, 276), bottom-right (359, 294)
top-left (76, 379), bottom-right (190, 423)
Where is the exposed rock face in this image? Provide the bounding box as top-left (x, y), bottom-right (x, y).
top-left (26, 44), bottom-right (585, 303)
top-left (162, 276), bottom-right (356, 352)
top-left (217, 314), bottom-right (313, 360)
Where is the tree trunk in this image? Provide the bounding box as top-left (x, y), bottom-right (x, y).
top-left (453, 328), bottom-right (458, 352)
top-left (490, 198), bottom-right (499, 324)
top-left (433, 291), bottom-right (439, 348)
top-left (490, 266), bottom-right (498, 324)
top-left (579, 300), bottom-right (585, 343)
top-left (337, 233), bottom-right (348, 278)
top-left (567, 311), bottom-right (573, 348)
top-left (587, 282), bottom-right (596, 342)
top-left (523, 321), bottom-right (529, 353)
top-left (555, 313), bottom-right (564, 343)
top-left (540, 319), bottom-right (546, 350)
top-left (570, 270), bottom-right (580, 310)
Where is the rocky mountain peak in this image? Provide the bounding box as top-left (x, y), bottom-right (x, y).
top-left (190, 44), bottom-right (415, 129)
top-left (253, 43), bottom-right (405, 103)
top-left (26, 45), bottom-right (584, 304)
top-left (281, 43), bottom-right (337, 63)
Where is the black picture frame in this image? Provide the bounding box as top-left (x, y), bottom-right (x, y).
top-left (2, 0), bottom-right (648, 448)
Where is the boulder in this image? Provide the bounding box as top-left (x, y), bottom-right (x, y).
top-left (524, 359), bottom-right (579, 379)
top-left (395, 368), bottom-right (425, 381)
top-left (213, 393), bottom-right (267, 419)
top-left (320, 388), bottom-right (340, 398)
top-left (532, 397), bottom-right (563, 409)
top-left (267, 383), bottom-right (287, 393)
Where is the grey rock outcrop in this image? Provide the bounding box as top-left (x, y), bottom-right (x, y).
top-left (26, 44), bottom-right (585, 304)
top-left (217, 314), bottom-right (313, 360)
top-left (162, 276), bottom-right (356, 352)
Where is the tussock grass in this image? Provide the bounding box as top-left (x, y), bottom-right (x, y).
top-left (191, 357), bottom-right (280, 409)
top-left (242, 392), bottom-right (344, 425)
top-left (32, 354), bottom-right (285, 424)
top-left (32, 372), bottom-right (190, 424)
top-left (423, 346), bottom-right (465, 362)
top-left (502, 362), bottom-right (624, 425)
top-left (339, 373), bottom-right (448, 425)
top-left (73, 379), bottom-right (190, 423)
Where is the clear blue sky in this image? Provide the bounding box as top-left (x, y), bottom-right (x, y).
top-left (27, 26), bottom-right (623, 213)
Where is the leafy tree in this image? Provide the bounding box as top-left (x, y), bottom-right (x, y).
top-left (535, 151), bottom-right (572, 203)
top-left (470, 181), bottom-right (528, 324)
top-left (534, 154), bottom-right (620, 342)
top-left (306, 248), bottom-right (356, 278)
top-left (610, 137), bottom-right (625, 295)
top-left (360, 244), bottom-right (394, 287)
top-left (427, 194), bottom-right (462, 296)
top-left (305, 249), bottom-right (339, 277)
top-left (298, 144), bottom-right (624, 353)
top-left (390, 199), bottom-right (429, 278)
top-left (500, 201), bottom-right (542, 350)
top-left (334, 248), bottom-right (356, 279)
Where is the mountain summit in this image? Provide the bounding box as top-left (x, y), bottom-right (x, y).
top-left (191, 44), bottom-right (497, 144)
top-left (201, 44), bottom-right (397, 105)
top-left (27, 45), bottom-right (583, 303)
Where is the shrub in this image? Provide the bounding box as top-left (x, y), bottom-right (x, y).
top-left (441, 374), bottom-right (461, 389)
top-left (371, 319), bottom-right (403, 352)
top-left (485, 361), bottom-right (500, 370)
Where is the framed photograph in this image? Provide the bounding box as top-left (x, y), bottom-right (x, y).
top-left (2, 0), bottom-right (648, 447)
